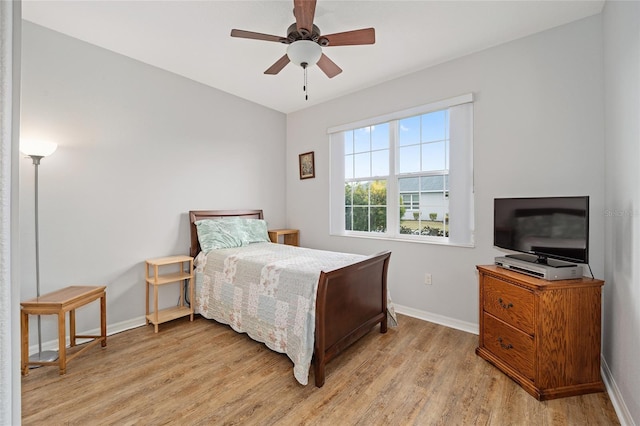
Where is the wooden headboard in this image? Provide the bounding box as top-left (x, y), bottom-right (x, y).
top-left (188, 209), bottom-right (264, 257)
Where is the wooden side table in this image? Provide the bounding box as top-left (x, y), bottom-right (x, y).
top-left (21, 285), bottom-right (107, 375)
top-left (268, 229), bottom-right (299, 246)
top-left (145, 255), bottom-right (194, 333)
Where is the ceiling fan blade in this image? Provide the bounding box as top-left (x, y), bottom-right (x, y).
top-left (264, 54), bottom-right (291, 75)
top-left (321, 28), bottom-right (376, 46)
top-left (231, 29), bottom-right (287, 44)
top-left (317, 54), bottom-right (342, 78)
top-left (293, 0), bottom-right (317, 36)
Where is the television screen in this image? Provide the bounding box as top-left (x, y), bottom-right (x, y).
top-left (494, 196), bottom-right (589, 264)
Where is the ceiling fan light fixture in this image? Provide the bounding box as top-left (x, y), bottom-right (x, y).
top-left (286, 40), bottom-right (322, 68)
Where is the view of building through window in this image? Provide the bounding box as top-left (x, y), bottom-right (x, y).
top-left (343, 109), bottom-right (450, 238)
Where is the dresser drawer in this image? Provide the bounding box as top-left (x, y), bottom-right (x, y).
top-left (483, 313), bottom-right (535, 380)
top-left (483, 275), bottom-right (534, 335)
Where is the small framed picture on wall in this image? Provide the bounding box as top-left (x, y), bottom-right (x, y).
top-left (299, 151), bottom-right (315, 180)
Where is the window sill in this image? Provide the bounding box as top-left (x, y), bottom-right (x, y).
top-left (330, 232), bottom-right (475, 248)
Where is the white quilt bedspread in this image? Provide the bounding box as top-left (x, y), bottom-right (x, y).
top-left (193, 242), bottom-right (367, 385)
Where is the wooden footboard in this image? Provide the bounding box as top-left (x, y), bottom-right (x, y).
top-left (313, 250), bottom-right (391, 387)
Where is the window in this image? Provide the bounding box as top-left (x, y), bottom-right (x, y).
top-left (344, 123), bottom-right (389, 233)
top-left (330, 94), bottom-right (474, 245)
top-left (401, 192), bottom-right (420, 211)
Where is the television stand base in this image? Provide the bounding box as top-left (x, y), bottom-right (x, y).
top-left (495, 254), bottom-right (583, 280)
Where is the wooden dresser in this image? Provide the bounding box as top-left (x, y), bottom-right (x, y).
top-left (476, 265), bottom-right (604, 400)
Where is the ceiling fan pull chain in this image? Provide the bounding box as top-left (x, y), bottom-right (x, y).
top-left (303, 62), bottom-right (309, 100)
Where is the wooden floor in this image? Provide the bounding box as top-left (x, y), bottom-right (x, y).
top-left (22, 314), bottom-right (620, 425)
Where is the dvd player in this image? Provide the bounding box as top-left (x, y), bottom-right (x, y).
top-left (495, 254), bottom-right (583, 281)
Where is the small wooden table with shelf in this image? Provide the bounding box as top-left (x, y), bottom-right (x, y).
top-left (268, 229), bottom-right (299, 246)
top-left (145, 255), bottom-right (194, 333)
top-left (21, 285), bottom-right (107, 375)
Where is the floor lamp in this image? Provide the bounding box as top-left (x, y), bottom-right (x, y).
top-left (20, 139), bottom-right (59, 366)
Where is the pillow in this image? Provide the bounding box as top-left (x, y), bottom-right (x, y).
top-left (238, 219), bottom-right (271, 244)
top-left (194, 220), bottom-right (245, 252)
top-left (221, 218), bottom-right (271, 244)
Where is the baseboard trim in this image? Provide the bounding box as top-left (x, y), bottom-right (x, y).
top-left (35, 307), bottom-right (478, 353)
top-left (601, 356), bottom-right (635, 426)
top-left (28, 316), bottom-right (147, 355)
top-left (394, 304), bottom-right (478, 335)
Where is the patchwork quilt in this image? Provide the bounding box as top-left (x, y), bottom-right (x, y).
top-left (193, 242), bottom-right (368, 385)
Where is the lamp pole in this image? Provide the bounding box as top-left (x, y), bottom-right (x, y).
top-left (28, 153), bottom-right (58, 365)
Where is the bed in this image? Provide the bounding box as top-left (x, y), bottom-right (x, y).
top-left (188, 209), bottom-right (392, 387)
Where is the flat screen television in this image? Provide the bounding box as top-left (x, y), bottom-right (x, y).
top-left (494, 196), bottom-right (589, 265)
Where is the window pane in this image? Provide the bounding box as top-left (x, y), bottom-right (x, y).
top-left (351, 182), bottom-right (369, 205)
top-left (344, 154), bottom-right (354, 179)
top-left (421, 141), bottom-right (446, 171)
top-left (371, 123), bottom-right (389, 150)
top-left (421, 110), bottom-right (447, 142)
top-left (399, 223), bottom-right (414, 235)
top-left (399, 177), bottom-right (419, 222)
top-left (399, 116), bottom-right (420, 146)
top-left (371, 150), bottom-right (389, 176)
top-left (344, 180), bottom-right (387, 233)
top-left (344, 130), bottom-right (354, 155)
top-left (370, 207), bottom-right (387, 232)
top-left (370, 180), bottom-right (387, 206)
top-left (399, 176), bottom-right (419, 193)
top-left (398, 145), bottom-right (420, 173)
top-left (423, 200), bottom-right (448, 234)
top-left (411, 193), bottom-right (419, 209)
top-left (400, 195), bottom-right (419, 220)
top-left (421, 175), bottom-right (445, 191)
top-left (397, 172), bottom-right (450, 238)
top-left (425, 207), bottom-right (444, 222)
top-left (354, 152), bottom-right (371, 178)
top-left (354, 127), bottom-right (370, 153)
top-left (351, 207), bottom-right (369, 231)
top-left (345, 183), bottom-right (353, 206)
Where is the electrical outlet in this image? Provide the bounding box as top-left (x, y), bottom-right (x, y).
top-left (424, 273), bottom-right (432, 285)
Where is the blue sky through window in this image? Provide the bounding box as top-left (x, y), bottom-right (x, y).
top-left (345, 124), bottom-right (390, 179)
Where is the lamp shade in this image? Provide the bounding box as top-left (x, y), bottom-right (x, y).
top-left (20, 139), bottom-right (58, 157)
top-left (287, 40), bottom-right (322, 68)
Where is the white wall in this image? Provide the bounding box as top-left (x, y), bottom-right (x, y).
top-left (286, 16), bottom-right (604, 329)
top-left (603, 1), bottom-right (640, 424)
top-left (20, 22), bottom-right (287, 343)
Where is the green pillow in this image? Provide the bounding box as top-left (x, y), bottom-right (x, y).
top-left (194, 220), bottom-right (245, 252)
top-left (221, 218), bottom-right (271, 244)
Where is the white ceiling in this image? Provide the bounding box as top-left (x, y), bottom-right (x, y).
top-left (22, 0), bottom-right (604, 114)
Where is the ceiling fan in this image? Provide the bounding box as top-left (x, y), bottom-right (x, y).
top-left (230, 0), bottom-right (375, 81)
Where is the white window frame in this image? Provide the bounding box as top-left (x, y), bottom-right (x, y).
top-left (329, 94), bottom-right (475, 247)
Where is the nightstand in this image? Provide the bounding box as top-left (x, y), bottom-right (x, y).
top-left (268, 229), bottom-right (299, 246)
top-left (145, 255), bottom-right (193, 333)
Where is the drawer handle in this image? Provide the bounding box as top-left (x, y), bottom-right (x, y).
top-left (498, 298), bottom-right (513, 309)
top-left (497, 337), bottom-right (513, 350)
